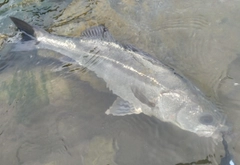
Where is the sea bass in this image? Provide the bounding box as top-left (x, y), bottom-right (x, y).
top-left (10, 17), bottom-right (228, 141)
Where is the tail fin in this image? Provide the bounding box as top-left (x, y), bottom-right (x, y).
top-left (10, 17), bottom-right (45, 51)
top-left (10, 17), bottom-right (36, 41)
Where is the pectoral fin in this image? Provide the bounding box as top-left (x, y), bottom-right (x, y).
top-left (105, 97), bottom-right (142, 116)
top-left (131, 86), bottom-right (156, 108)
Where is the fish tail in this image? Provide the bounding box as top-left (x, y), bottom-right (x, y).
top-left (10, 17), bottom-right (38, 41)
top-left (10, 17), bottom-right (46, 51)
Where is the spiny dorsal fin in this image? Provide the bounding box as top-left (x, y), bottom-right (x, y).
top-left (81, 25), bottom-right (115, 42)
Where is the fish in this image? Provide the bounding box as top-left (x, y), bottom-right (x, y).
top-left (9, 17), bottom-right (228, 141)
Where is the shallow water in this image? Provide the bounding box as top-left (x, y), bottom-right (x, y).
top-left (0, 0), bottom-right (240, 165)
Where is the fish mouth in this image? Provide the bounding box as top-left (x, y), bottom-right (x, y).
top-left (195, 123), bottom-right (222, 138)
top-left (196, 129), bottom-right (215, 138)
top-left (196, 124), bottom-right (229, 142)
top-left (195, 129), bottom-right (223, 143)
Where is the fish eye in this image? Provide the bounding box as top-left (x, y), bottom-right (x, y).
top-left (199, 114), bottom-right (214, 125)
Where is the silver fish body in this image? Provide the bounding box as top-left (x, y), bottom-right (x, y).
top-left (10, 17), bottom-right (228, 141)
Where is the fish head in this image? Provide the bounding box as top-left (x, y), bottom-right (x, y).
top-left (176, 95), bottom-right (228, 141)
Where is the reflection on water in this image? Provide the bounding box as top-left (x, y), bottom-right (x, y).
top-left (0, 0), bottom-right (240, 165)
top-left (81, 136), bottom-right (118, 165)
top-left (2, 69), bottom-right (49, 124)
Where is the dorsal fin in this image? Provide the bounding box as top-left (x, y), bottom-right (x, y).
top-left (121, 43), bottom-right (161, 65)
top-left (81, 25), bottom-right (115, 42)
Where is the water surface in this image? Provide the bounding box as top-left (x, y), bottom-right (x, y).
top-left (0, 0), bottom-right (240, 165)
